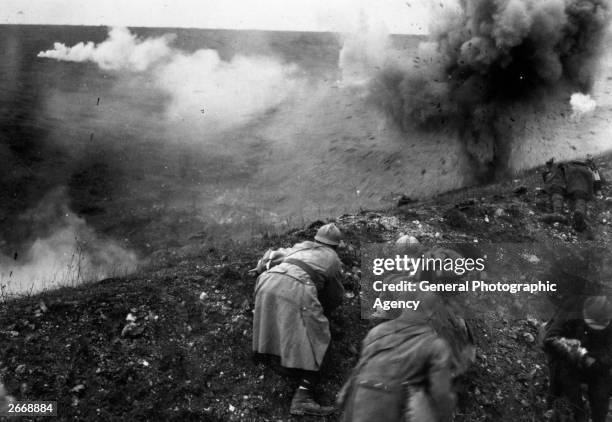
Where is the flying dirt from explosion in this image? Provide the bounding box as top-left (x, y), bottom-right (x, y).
top-left (371, 0), bottom-right (611, 179)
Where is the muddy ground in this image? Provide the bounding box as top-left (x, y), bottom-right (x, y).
top-left (2, 153), bottom-right (612, 421)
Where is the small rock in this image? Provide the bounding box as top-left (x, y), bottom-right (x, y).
top-left (523, 333), bottom-right (535, 343)
top-left (15, 364), bottom-right (26, 375)
top-left (39, 300), bottom-right (48, 313)
top-left (70, 384), bottom-right (86, 393)
top-left (125, 313), bottom-right (137, 322)
top-left (121, 322), bottom-right (144, 338)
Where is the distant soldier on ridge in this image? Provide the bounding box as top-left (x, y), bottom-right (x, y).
top-left (541, 157), bottom-right (603, 231)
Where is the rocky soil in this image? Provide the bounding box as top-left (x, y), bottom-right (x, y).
top-left (2, 154), bottom-right (612, 421)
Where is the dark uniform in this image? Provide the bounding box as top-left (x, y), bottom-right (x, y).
top-left (337, 307), bottom-right (457, 422)
top-left (543, 297), bottom-right (612, 422)
top-left (543, 160), bottom-right (596, 231)
top-left (338, 247), bottom-right (475, 422)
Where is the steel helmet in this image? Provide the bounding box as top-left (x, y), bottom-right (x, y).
top-left (396, 234), bottom-right (420, 246)
top-left (583, 296), bottom-right (612, 330)
top-left (314, 223), bottom-right (342, 246)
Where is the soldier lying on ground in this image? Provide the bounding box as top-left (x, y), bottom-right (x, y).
top-left (542, 295), bottom-right (612, 422)
top-left (337, 248), bottom-right (475, 422)
top-left (251, 223), bottom-right (345, 416)
top-left (541, 157), bottom-right (603, 231)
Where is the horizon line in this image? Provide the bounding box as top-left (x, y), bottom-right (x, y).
top-left (0, 22), bottom-right (429, 36)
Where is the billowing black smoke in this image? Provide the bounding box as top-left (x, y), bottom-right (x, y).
top-left (372, 0), bottom-right (611, 179)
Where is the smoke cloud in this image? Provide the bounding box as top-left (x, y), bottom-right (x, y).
top-left (38, 27), bottom-right (301, 130)
top-left (0, 189), bottom-right (138, 297)
top-left (38, 27), bottom-right (175, 71)
top-left (371, 0), bottom-right (611, 178)
top-left (156, 50), bottom-right (299, 129)
top-left (338, 13), bottom-right (390, 86)
top-left (570, 92), bottom-right (597, 120)
top-left (7, 26), bottom-right (307, 296)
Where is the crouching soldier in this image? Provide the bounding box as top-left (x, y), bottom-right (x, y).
top-left (337, 292), bottom-right (458, 422)
top-left (542, 159), bottom-right (597, 231)
top-left (337, 248), bottom-right (474, 422)
top-left (543, 295), bottom-right (612, 422)
top-left (252, 223), bottom-right (345, 416)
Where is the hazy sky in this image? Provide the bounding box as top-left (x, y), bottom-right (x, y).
top-left (1, 0), bottom-right (431, 34)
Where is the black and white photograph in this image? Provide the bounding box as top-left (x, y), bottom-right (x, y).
top-left (1, 0), bottom-right (611, 420)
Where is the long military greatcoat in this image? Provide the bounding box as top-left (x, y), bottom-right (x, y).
top-left (252, 241), bottom-right (344, 371)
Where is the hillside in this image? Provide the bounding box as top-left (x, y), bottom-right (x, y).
top-left (2, 153), bottom-right (612, 421)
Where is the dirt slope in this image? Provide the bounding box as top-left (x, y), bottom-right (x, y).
top-left (2, 154), bottom-right (612, 421)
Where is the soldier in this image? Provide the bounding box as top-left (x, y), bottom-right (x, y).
top-left (543, 295), bottom-right (612, 422)
top-left (542, 159), bottom-right (598, 231)
top-left (337, 248), bottom-right (475, 422)
top-left (252, 223), bottom-right (345, 416)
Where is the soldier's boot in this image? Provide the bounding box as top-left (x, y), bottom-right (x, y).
top-left (573, 198), bottom-right (587, 232)
top-left (289, 387), bottom-right (335, 416)
top-left (541, 193), bottom-right (568, 224)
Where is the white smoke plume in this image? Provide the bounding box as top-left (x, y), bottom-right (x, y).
top-left (156, 50), bottom-right (298, 129)
top-left (0, 190), bottom-right (138, 298)
top-left (38, 27), bottom-right (301, 130)
top-left (570, 92), bottom-right (597, 120)
top-left (338, 12), bottom-right (390, 86)
top-left (37, 27), bottom-right (175, 71)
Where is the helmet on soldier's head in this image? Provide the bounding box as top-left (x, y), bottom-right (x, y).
top-left (583, 296), bottom-right (612, 330)
top-left (315, 223), bottom-right (342, 246)
top-left (396, 234), bottom-right (420, 246)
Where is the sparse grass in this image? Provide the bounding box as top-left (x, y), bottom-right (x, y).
top-left (0, 243), bottom-right (138, 302)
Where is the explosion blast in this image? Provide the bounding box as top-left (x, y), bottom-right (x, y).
top-left (371, 0), bottom-right (611, 179)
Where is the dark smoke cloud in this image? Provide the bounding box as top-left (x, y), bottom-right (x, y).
top-left (371, 0), bottom-right (611, 178)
